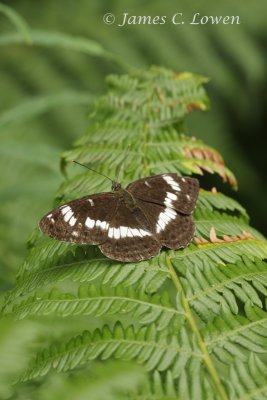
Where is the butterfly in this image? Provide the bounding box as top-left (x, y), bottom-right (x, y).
top-left (39, 173), bottom-right (199, 262)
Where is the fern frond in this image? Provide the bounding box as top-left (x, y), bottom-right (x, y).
top-left (130, 370), bottom-right (179, 400)
top-left (204, 303), bottom-right (267, 357)
top-left (100, 68), bottom-right (209, 124)
top-left (173, 240), bottom-right (267, 270)
top-left (59, 68), bottom-right (238, 190)
top-left (198, 190), bottom-right (249, 221)
top-left (194, 208), bottom-right (263, 239)
top-left (227, 354), bottom-right (267, 399)
top-left (12, 285), bottom-right (185, 333)
top-left (129, 369), bottom-right (222, 400)
top-left (183, 257), bottom-right (267, 319)
top-left (62, 132), bottom-right (238, 188)
top-left (21, 323), bottom-right (201, 382)
top-left (4, 244), bottom-right (169, 308)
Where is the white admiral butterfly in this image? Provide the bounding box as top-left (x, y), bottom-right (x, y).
top-left (39, 174), bottom-right (199, 262)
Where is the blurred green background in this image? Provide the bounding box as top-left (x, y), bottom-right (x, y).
top-left (1, 0), bottom-right (266, 288)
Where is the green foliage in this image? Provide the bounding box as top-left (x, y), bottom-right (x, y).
top-left (0, 319), bottom-right (40, 399)
top-left (0, 29), bottom-right (117, 62)
top-left (35, 362), bottom-right (146, 400)
top-left (0, 3), bottom-right (31, 43)
top-left (2, 65), bottom-right (267, 400)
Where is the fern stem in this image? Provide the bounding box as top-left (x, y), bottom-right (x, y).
top-left (166, 255), bottom-right (229, 400)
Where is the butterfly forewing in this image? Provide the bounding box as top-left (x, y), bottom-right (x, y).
top-left (126, 174), bottom-right (199, 214)
top-left (39, 192), bottom-right (119, 244)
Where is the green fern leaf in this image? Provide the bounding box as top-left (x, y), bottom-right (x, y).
top-left (21, 323), bottom-right (202, 381)
top-left (12, 284), bottom-right (185, 333)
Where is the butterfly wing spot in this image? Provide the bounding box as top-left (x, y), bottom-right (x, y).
top-left (126, 228), bottom-right (133, 238)
top-left (128, 228), bottom-right (136, 237)
top-left (167, 192), bottom-right (178, 201)
top-left (139, 229), bottom-right (151, 237)
top-left (186, 194), bottom-right (191, 200)
top-left (165, 208), bottom-right (176, 219)
top-left (164, 192), bottom-right (178, 208)
top-left (108, 226), bottom-right (151, 239)
top-left (114, 228), bottom-right (121, 239)
top-left (156, 218), bottom-right (166, 232)
top-left (86, 218), bottom-right (109, 230)
top-left (145, 180), bottom-right (151, 188)
top-left (64, 210), bottom-right (74, 222)
top-left (72, 231), bottom-right (79, 237)
top-left (88, 199), bottom-right (95, 206)
top-left (100, 221), bottom-right (109, 230)
top-left (108, 227), bottom-right (114, 238)
top-left (156, 207), bottom-right (176, 233)
top-left (120, 226), bottom-right (128, 238)
top-left (130, 228), bottom-right (149, 237)
top-left (69, 216), bottom-right (77, 226)
top-left (85, 217), bottom-right (95, 229)
top-left (164, 198), bottom-right (172, 207)
top-left (61, 206), bottom-right (71, 215)
top-left (163, 175), bottom-right (181, 192)
top-left (46, 213), bottom-right (55, 223)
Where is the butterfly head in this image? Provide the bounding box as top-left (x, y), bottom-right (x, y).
top-left (112, 181), bottom-right (121, 191)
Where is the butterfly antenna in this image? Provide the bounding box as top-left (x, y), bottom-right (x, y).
top-left (116, 144), bottom-right (132, 183)
top-left (71, 160), bottom-right (113, 182)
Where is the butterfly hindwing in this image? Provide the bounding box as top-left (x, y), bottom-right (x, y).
top-left (99, 200), bottom-right (161, 262)
top-left (135, 199), bottom-right (195, 249)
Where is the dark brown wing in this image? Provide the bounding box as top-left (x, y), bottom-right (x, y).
top-left (39, 192), bottom-right (119, 244)
top-left (126, 173), bottom-right (199, 214)
top-left (135, 199), bottom-right (195, 250)
top-left (99, 201), bottom-right (161, 262)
